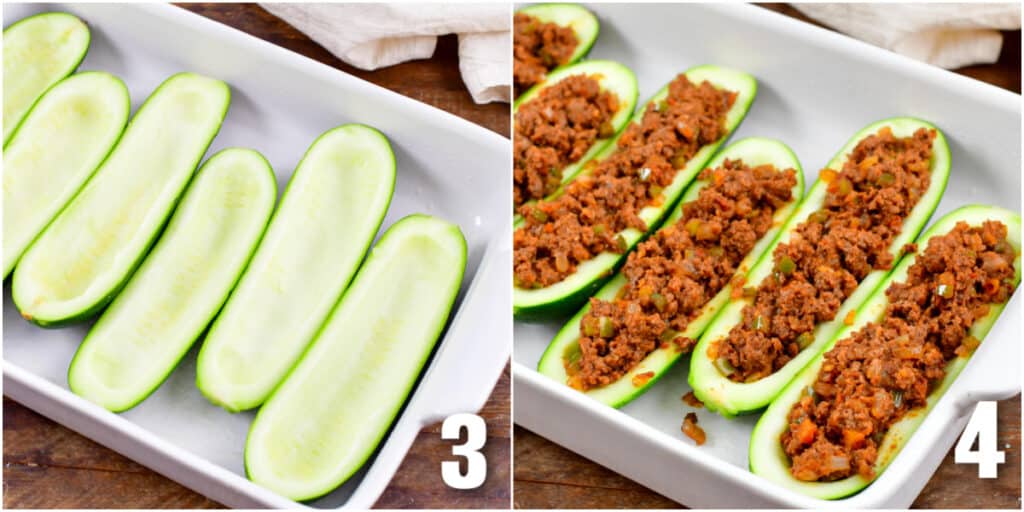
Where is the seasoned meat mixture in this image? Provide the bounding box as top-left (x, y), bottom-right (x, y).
top-left (567, 160), bottom-right (796, 390)
top-left (514, 74), bottom-right (620, 207)
top-left (682, 412), bottom-right (707, 445)
top-left (514, 13), bottom-right (578, 97)
top-left (514, 75), bottom-right (736, 289)
top-left (782, 221), bottom-right (1016, 482)
top-left (712, 127), bottom-right (936, 383)
top-left (682, 390), bottom-right (704, 408)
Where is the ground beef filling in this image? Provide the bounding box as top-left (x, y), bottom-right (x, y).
top-left (566, 160), bottom-right (796, 390)
top-left (514, 13), bottom-right (578, 97)
top-left (514, 74), bottom-right (620, 207)
top-left (782, 221), bottom-right (1016, 482)
top-left (713, 127), bottom-right (936, 383)
top-left (514, 75), bottom-right (736, 289)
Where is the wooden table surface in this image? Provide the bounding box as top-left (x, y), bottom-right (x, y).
top-left (2, 3), bottom-right (510, 509)
top-left (513, 3), bottom-right (1023, 510)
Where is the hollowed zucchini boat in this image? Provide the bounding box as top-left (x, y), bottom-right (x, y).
top-left (689, 117), bottom-right (951, 417)
top-left (513, 65), bottom-right (757, 320)
top-left (12, 72), bottom-right (231, 327)
top-left (4, 11), bottom-right (90, 144)
top-left (245, 214), bottom-right (466, 501)
top-left (196, 124), bottom-right (396, 412)
top-left (515, 3), bottom-right (599, 100)
top-left (68, 148), bottom-right (277, 412)
top-left (3, 71), bottom-right (130, 278)
top-left (750, 205), bottom-right (1021, 500)
top-left (537, 137), bottom-right (804, 407)
top-left (513, 59), bottom-right (639, 212)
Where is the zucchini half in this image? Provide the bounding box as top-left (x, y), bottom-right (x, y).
top-left (3, 71), bottom-right (130, 278)
top-left (749, 205), bottom-right (1021, 500)
top-left (196, 124), bottom-right (396, 412)
top-left (513, 59), bottom-right (639, 211)
top-left (537, 138), bottom-right (805, 407)
top-left (11, 72), bottom-right (231, 327)
top-left (514, 65), bottom-right (757, 320)
top-left (515, 3), bottom-right (599, 100)
top-left (68, 148), bottom-right (277, 412)
top-left (245, 214), bottom-right (467, 501)
top-left (4, 11), bottom-right (90, 145)
top-left (689, 117), bottom-right (951, 417)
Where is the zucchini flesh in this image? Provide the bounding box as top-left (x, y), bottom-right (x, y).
top-left (3, 71), bottom-right (130, 278)
top-left (4, 12), bottom-right (90, 144)
top-left (537, 138), bottom-right (805, 407)
top-left (196, 124), bottom-right (396, 412)
top-left (513, 59), bottom-right (638, 215)
top-left (689, 117), bottom-right (952, 417)
top-left (67, 148), bottom-right (277, 412)
top-left (245, 214), bottom-right (466, 501)
top-left (11, 72), bottom-right (231, 327)
top-left (515, 3), bottom-right (599, 100)
top-left (749, 205), bottom-right (1021, 500)
top-left (513, 65), bottom-right (757, 320)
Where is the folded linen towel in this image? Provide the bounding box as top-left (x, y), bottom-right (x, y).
top-left (260, 3), bottom-right (510, 104)
top-left (794, 3), bottom-right (1021, 69)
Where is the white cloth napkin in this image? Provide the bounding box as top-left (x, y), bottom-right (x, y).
top-left (794, 3), bottom-right (1021, 69)
top-left (259, 3), bottom-right (510, 104)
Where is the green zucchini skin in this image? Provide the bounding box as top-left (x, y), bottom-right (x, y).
top-left (244, 214), bottom-right (467, 501)
top-left (4, 11), bottom-right (90, 145)
top-left (514, 3), bottom-right (600, 101)
top-left (749, 205), bottom-right (1021, 500)
top-left (67, 148), bottom-right (277, 412)
top-left (3, 71), bottom-right (130, 278)
top-left (513, 65), bottom-right (757, 321)
top-left (513, 59), bottom-right (639, 214)
top-left (11, 72), bottom-right (231, 328)
top-left (689, 117), bottom-right (952, 417)
top-left (536, 138), bottom-right (805, 408)
top-left (196, 124), bottom-right (396, 412)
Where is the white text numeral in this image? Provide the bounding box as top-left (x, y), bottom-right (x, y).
top-left (441, 413), bottom-right (487, 489)
top-left (955, 401), bottom-right (1004, 478)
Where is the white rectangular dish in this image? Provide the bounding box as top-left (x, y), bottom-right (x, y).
top-left (513, 3), bottom-right (1021, 508)
top-left (3, 3), bottom-right (510, 508)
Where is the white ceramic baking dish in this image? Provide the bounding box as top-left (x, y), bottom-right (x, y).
top-left (513, 3), bottom-right (1021, 508)
top-left (2, 2), bottom-right (510, 508)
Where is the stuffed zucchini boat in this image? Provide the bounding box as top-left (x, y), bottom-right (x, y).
top-left (750, 205), bottom-right (1021, 500)
top-left (537, 137), bottom-right (804, 407)
top-left (514, 3), bottom-right (599, 98)
top-left (3, 72), bottom-right (130, 278)
top-left (514, 65), bottom-right (757, 320)
top-left (68, 148), bottom-right (277, 412)
top-left (4, 11), bottom-right (90, 144)
top-left (197, 124), bottom-right (395, 412)
top-left (689, 117), bottom-right (951, 417)
top-left (12, 72), bottom-right (231, 327)
top-left (513, 59), bottom-right (638, 210)
top-left (245, 214), bottom-right (466, 501)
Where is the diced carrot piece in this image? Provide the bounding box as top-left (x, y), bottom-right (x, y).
top-left (844, 309), bottom-right (856, 326)
top-left (682, 412), bottom-right (706, 445)
top-left (795, 418), bottom-right (817, 445)
top-left (843, 428), bottom-right (867, 449)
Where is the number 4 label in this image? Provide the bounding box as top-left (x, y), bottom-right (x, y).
top-left (441, 413), bottom-right (487, 489)
top-left (954, 401), bottom-right (1005, 478)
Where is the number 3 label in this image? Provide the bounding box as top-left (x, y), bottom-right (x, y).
top-left (955, 401), bottom-right (1005, 478)
top-left (441, 413), bottom-right (487, 489)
